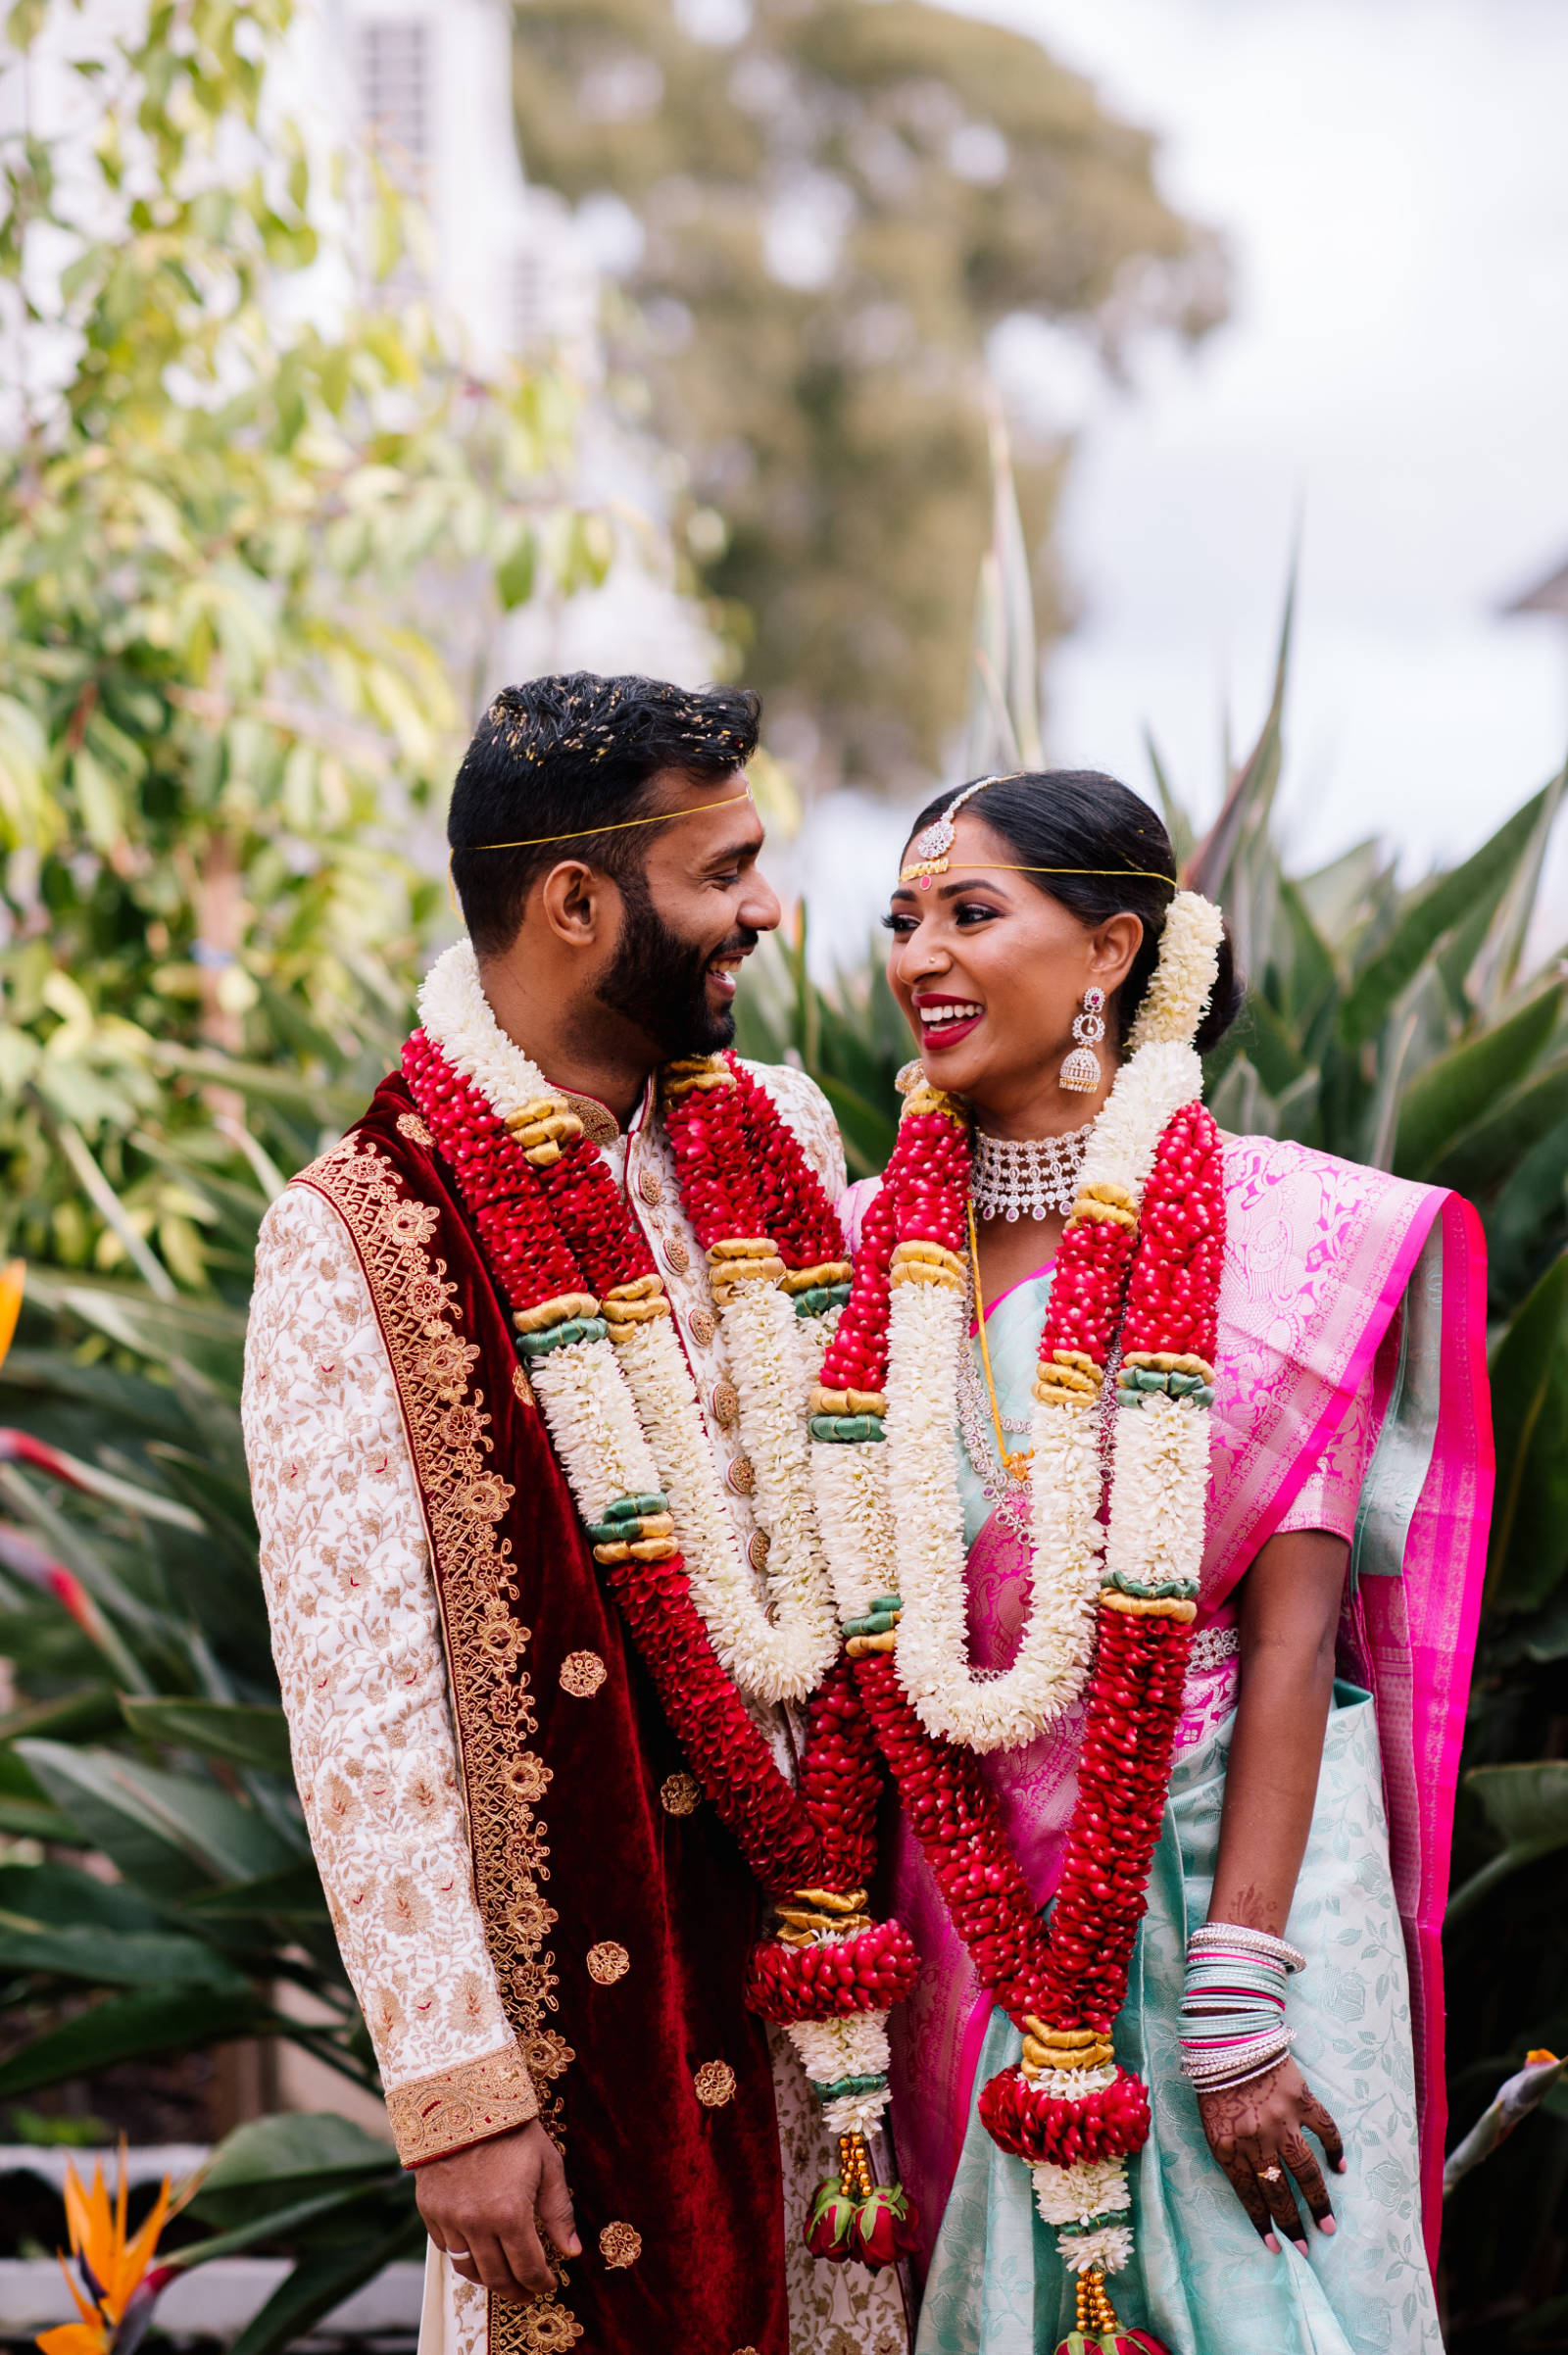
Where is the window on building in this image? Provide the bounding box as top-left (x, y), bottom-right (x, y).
top-left (359, 19), bottom-right (431, 195)
top-left (511, 246), bottom-right (552, 354)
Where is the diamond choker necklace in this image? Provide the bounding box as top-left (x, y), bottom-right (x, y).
top-left (970, 1117), bottom-right (1098, 1222)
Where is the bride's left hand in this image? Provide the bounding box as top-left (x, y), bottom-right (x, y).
top-left (1197, 2056), bottom-right (1347, 2252)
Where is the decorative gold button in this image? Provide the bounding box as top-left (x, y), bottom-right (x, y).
top-left (599, 2220), bottom-right (642, 2268)
top-left (688, 1306), bottom-right (715, 1347)
top-left (693, 2059), bottom-right (737, 2107)
top-left (560, 1650), bottom-right (607, 1697)
top-left (512, 1362), bottom-right (535, 1408)
top-left (711, 1379), bottom-right (739, 1428)
top-left (726, 1455), bottom-right (756, 1498)
top-left (587, 1940), bottom-right (630, 1986)
top-left (505, 1752), bottom-right (551, 1802)
top-left (747, 1530), bottom-right (770, 1572)
top-left (662, 1237), bottom-right (690, 1275)
top-left (661, 1772), bottom-right (701, 1816)
top-left (396, 1111), bottom-right (434, 1147)
top-left (638, 1168), bottom-right (663, 1206)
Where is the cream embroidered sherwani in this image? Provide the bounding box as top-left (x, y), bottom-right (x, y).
top-left (242, 1051), bottom-right (909, 2355)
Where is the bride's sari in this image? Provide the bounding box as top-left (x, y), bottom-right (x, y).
top-left (847, 1134), bottom-right (1491, 2355)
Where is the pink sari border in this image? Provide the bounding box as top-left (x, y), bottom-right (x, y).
top-left (1200, 1172), bottom-right (1442, 1624)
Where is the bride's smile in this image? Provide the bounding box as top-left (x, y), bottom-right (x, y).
top-left (884, 811), bottom-right (1143, 1136)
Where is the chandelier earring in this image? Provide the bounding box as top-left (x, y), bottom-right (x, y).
top-left (1060, 986), bottom-right (1105, 1094)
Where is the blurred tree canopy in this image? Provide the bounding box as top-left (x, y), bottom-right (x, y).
top-left (513, 0), bottom-right (1226, 785)
top-left (0, 0), bottom-right (609, 1291)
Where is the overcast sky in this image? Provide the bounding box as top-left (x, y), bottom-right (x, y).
top-left (786, 0), bottom-right (1568, 956)
top-left (962, 0), bottom-right (1568, 867)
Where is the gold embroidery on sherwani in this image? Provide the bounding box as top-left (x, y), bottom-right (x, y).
top-left (384, 2046), bottom-right (540, 2165)
top-left (598, 2221), bottom-right (642, 2269)
top-left (586, 1940), bottom-right (630, 1986)
top-left (300, 1136), bottom-right (581, 2355)
top-left (558, 1649), bottom-right (606, 1696)
top-left (693, 2059), bottom-right (738, 2108)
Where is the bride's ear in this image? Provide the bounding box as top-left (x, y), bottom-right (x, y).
top-left (1086, 910), bottom-right (1144, 993)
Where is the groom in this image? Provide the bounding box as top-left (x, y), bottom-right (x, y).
top-left (242, 675), bottom-right (887, 2355)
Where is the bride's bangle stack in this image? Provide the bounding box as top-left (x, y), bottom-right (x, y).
top-left (1179, 1922), bottom-right (1305, 2094)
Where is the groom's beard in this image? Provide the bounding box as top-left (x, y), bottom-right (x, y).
top-left (596, 873), bottom-right (758, 1058)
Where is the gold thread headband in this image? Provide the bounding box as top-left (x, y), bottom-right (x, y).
top-left (447, 788), bottom-right (755, 915)
top-left (456, 787), bottom-right (754, 857)
top-left (899, 773), bottom-right (1173, 891)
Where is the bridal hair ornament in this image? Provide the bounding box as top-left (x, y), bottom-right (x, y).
top-left (899, 774), bottom-right (1177, 894)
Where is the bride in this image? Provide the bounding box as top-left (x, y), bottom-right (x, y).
top-left (817, 768), bottom-right (1490, 2355)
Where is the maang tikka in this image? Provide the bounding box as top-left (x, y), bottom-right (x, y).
top-left (1060, 986), bottom-right (1105, 1093)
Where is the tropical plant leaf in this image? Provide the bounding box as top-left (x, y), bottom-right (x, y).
top-left (180, 1861), bottom-right (327, 1921)
top-left (1186, 566), bottom-right (1293, 910)
top-left (122, 1697), bottom-right (292, 1775)
top-left (1428, 1052), bottom-right (1568, 1199)
top-left (1446, 1762), bottom-right (1568, 1926)
top-left (1393, 984), bottom-right (1563, 1179)
top-left (0, 1983), bottom-right (273, 2094)
top-left (1486, 1251), bottom-right (1568, 1615)
top-left (192, 2110), bottom-right (399, 2222)
top-left (0, 1859), bottom-right (168, 1933)
top-left (0, 1913), bottom-right (247, 1990)
top-left (1339, 785), bottom-right (1553, 1047)
top-left (17, 1740), bottom-right (302, 1899)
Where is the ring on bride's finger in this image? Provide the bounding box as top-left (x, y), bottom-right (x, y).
top-left (446, 2249), bottom-right (472, 2263)
top-left (1257, 2165), bottom-right (1283, 2183)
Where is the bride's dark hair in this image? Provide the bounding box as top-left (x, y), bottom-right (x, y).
top-left (903, 768), bottom-right (1244, 1054)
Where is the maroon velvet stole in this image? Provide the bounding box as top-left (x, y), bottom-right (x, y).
top-left (298, 1074), bottom-right (788, 2355)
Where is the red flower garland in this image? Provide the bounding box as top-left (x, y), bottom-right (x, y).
top-left (400, 1032), bottom-right (880, 1901)
top-left (822, 1080), bottom-right (1226, 2189)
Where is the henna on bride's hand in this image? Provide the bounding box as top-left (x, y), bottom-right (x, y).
top-left (1197, 2058), bottom-right (1346, 2254)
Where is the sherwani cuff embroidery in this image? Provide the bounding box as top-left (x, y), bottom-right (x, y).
top-left (392, 2038), bottom-right (541, 2168)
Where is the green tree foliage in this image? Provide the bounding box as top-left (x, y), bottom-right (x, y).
top-left (0, 0), bottom-right (608, 1293)
top-left (512, 0), bottom-right (1225, 783)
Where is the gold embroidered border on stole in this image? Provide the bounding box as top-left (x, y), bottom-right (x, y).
top-left (300, 1137), bottom-right (581, 2354)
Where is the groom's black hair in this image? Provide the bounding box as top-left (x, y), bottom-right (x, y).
top-left (449, 672), bottom-right (760, 957)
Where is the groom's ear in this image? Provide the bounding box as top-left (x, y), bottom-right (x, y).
top-left (535, 857), bottom-right (623, 953)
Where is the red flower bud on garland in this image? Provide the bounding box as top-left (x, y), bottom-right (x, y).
top-left (978, 2063), bottom-right (1152, 2166)
top-left (850, 2183), bottom-right (922, 2268)
top-left (745, 1918), bottom-right (920, 2023)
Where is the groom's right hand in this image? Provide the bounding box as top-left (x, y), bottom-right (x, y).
top-left (415, 2119), bottom-right (581, 2303)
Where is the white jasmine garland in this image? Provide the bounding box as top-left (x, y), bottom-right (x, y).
top-left (1030, 2155), bottom-right (1131, 2229)
top-left (419, 941), bottom-right (553, 1110)
top-left (1102, 1393), bottom-right (1211, 1596)
top-left (715, 1279), bottom-right (841, 1692)
top-left (1027, 2058), bottom-right (1118, 2100)
top-left (618, 1310), bottom-right (838, 1703)
top-left (823, 2085), bottom-right (895, 2137)
top-left (887, 1280), bottom-right (1099, 1754)
top-left (1056, 2223), bottom-right (1136, 2277)
top-left (788, 2010), bottom-right (892, 2084)
top-left (531, 1336), bottom-right (659, 1524)
top-left (810, 1440), bottom-right (897, 1625)
top-left (786, 2011), bottom-right (894, 2139)
top-left (1126, 891), bottom-right (1225, 1055)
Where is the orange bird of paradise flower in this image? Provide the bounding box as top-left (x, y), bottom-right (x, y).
top-left (37, 2142), bottom-right (194, 2355)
